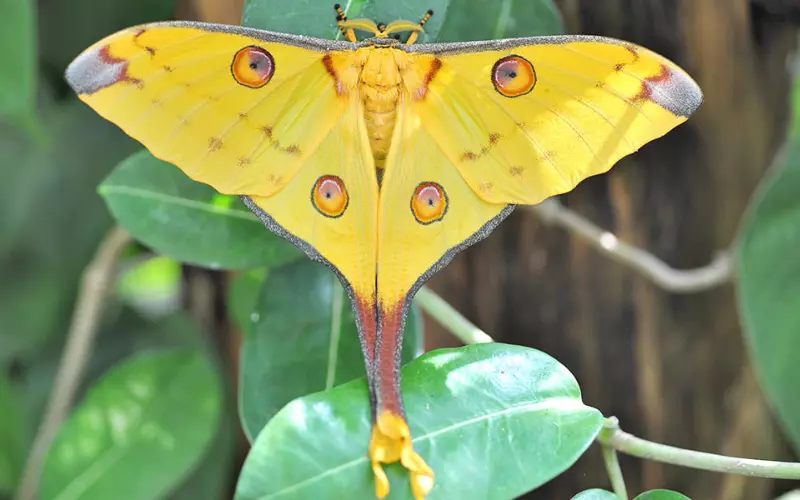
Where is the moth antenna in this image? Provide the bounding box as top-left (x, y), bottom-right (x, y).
top-left (334, 5), bottom-right (356, 41)
top-left (336, 16), bottom-right (349, 37)
top-left (334, 3), bottom-right (347, 21)
top-left (419, 9), bottom-right (434, 27)
top-left (404, 11), bottom-right (432, 46)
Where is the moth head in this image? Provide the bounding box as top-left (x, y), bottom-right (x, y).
top-left (334, 5), bottom-right (433, 44)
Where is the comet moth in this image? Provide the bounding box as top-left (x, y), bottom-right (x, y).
top-left (65, 6), bottom-right (702, 498)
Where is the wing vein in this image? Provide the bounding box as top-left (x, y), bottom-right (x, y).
top-left (530, 58), bottom-right (656, 124)
top-left (433, 78), bottom-right (570, 186)
top-left (558, 44), bottom-right (682, 112)
top-left (112, 47), bottom-right (246, 104)
top-left (129, 66), bottom-right (233, 130)
top-left (110, 31), bottom-right (211, 66)
top-left (537, 84), bottom-right (639, 150)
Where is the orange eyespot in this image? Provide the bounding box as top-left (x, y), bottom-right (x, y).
top-left (312, 175), bottom-right (348, 218)
top-left (491, 55), bottom-right (536, 97)
top-left (411, 182), bottom-right (447, 225)
top-left (231, 46), bottom-right (274, 88)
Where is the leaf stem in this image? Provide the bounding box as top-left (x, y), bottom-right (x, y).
top-left (599, 417), bottom-right (800, 480)
top-left (325, 280), bottom-right (344, 390)
top-left (15, 226), bottom-right (132, 500)
top-left (601, 441), bottom-right (629, 499)
top-left (413, 287), bottom-right (494, 344)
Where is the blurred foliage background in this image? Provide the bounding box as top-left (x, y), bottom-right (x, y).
top-left (0, 0), bottom-right (799, 499)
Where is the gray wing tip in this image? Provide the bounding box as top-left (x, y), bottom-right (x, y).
top-left (65, 44), bottom-right (129, 96)
top-left (663, 67), bottom-right (703, 118)
top-left (65, 46), bottom-right (103, 95)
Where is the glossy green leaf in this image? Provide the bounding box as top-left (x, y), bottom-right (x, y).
top-left (99, 150), bottom-right (302, 270)
top-left (571, 490), bottom-right (619, 500)
top-left (736, 138), bottom-right (800, 451)
top-left (0, 375), bottom-right (28, 494)
top-left (243, 0), bottom-right (449, 42)
top-left (237, 260), bottom-right (424, 440)
top-left (235, 343), bottom-right (603, 499)
top-left (633, 491), bottom-right (691, 500)
top-left (775, 490), bottom-right (800, 500)
top-left (437, 0), bottom-right (563, 41)
top-left (0, 0), bottom-right (36, 131)
top-left (41, 350), bottom-right (222, 500)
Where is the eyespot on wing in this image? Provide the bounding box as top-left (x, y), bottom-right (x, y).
top-left (231, 46), bottom-right (275, 88)
top-left (411, 182), bottom-right (448, 224)
top-left (312, 175), bottom-right (349, 218)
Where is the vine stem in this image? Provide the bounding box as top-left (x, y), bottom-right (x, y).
top-left (527, 199), bottom-right (733, 293)
top-left (414, 286), bottom-right (494, 344)
top-left (15, 227), bottom-right (132, 500)
top-left (601, 442), bottom-right (629, 499)
top-left (599, 417), bottom-right (800, 480)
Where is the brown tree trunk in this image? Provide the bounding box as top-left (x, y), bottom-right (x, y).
top-left (425, 1), bottom-right (798, 499)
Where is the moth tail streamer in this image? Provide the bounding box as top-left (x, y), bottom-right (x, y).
top-left (362, 300), bottom-right (434, 499)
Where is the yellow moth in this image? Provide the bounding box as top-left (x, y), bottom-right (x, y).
top-left (65, 6), bottom-right (702, 499)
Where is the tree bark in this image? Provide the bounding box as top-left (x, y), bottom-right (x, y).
top-left (425, 1), bottom-right (798, 499)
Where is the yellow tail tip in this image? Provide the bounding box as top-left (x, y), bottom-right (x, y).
top-left (369, 411), bottom-right (434, 499)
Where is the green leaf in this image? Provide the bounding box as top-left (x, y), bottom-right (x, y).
top-left (117, 256), bottom-right (182, 318)
top-left (736, 138), bottom-right (800, 452)
top-left (0, 267), bottom-right (68, 365)
top-left (633, 491), bottom-right (691, 500)
top-left (235, 343), bottom-right (603, 499)
top-left (243, 0), bottom-right (450, 42)
top-left (775, 490), bottom-right (800, 500)
top-left (228, 268), bottom-right (270, 328)
top-left (243, 0), bottom-right (563, 45)
top-left (0, 375), bottom-right (28, 494)
top-left (0, 124), bottom-right (34, 256)
top-left (0, 0), bottom-right (37, 131)
top-left (0, 101), bottom-right (137, 260)
top-left (99, 150), bottom-right (302, 270)
top-left (571, 490), bottom-right (619, 500)
top-left (355, 0), bottom-right (449, 42)
top-left (0, 101), bottom-right (141, 361)
top-left (437, 0), bottom-right (564, 41)
top-left (41, 350), bottom-right (222, 500)
top-left (11, 312), bottom-right (213, 468)
top-left (168, 409), bottom-right (237, 500)
top-left (243, 0), bottom-right (345, 38)
top-left (237, 260), bottom-right (424, 440)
